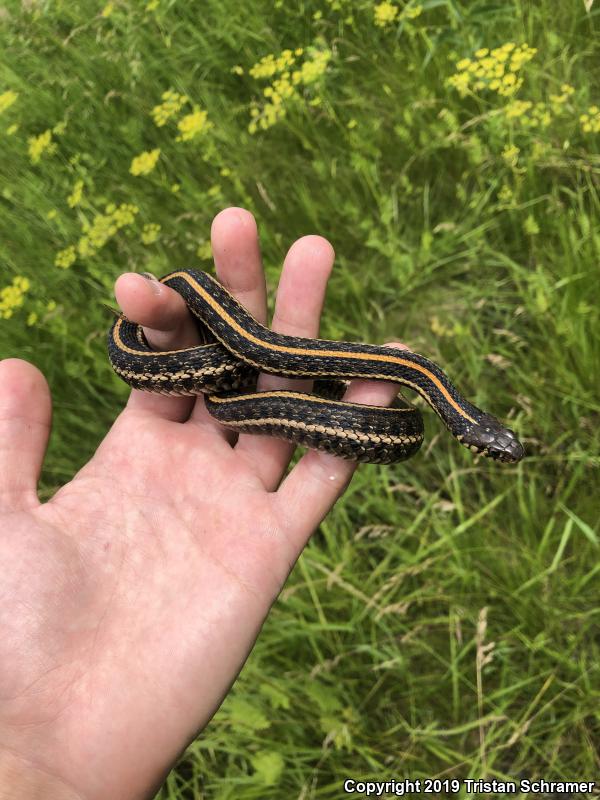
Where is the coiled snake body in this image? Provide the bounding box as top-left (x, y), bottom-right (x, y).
top-left (107, 270), bottom-right (525, 465)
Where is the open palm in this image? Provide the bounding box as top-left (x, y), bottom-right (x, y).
top-left (0, 208), bottom-right (402, 800)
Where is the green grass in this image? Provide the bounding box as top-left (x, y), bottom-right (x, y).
top-left (1, 0), bottom-right (599, 796)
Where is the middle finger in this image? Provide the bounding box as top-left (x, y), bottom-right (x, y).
top-left (234, 234), bottom-right (335, 490)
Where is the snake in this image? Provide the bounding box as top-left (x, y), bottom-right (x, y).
top-left (107, 269), bottom-right (525, 465)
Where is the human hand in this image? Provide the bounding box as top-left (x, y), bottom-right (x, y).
top-left (0, 208), bottom-right (403, 800)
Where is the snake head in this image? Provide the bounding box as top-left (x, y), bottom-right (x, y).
top-left (459, 414), bottom-right (525, 463)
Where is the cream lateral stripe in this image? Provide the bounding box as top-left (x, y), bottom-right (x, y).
top-left (207, 390), bottom-right (414, 412)
top-left (216, 416), bottom-right (422, 445)
top-left (174, 272), bottom-right (476, 424)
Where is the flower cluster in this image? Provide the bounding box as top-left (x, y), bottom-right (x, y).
top-left (297, 50), bottom-right (330, 84)
top-left (580, 105), bottom-right (600, 133)
top-left (67, 179), bottom-right (84, 208)
top-left (151, 89), bottom-right (189, 127)
top-left (373, 1), bottom-right (398, 27)
top-left (0, 275), bottom-right (30, 319)
top-left (56, 203), bottom-right (140, 264)
top-left (141, 223), bottom-right (161, 244)
top-left (176, 108), bottom-right (212, 141)
top-left (373, 2), bottom-right (422, 27)
top-left (130, 148), bottom-right (160, 176)
top-left (549, 83), bottom-right (575, 111)
top-left (249, 48), bottom-right (302, 80)
top-left (248, 46), bottom-right (332, 133)
top-left (504, 84), bottom-right (574, 129)
top-left (501, 144), bottom-right (520, 167)
top-left (448, 43), bottom-right (537, 98)
top-left (0, 89), bottom-right (18, 115)
top-left (55, 245), bottom-right (77, 269)
top-left (505, 100), bottom-right (551, 127)
top-left (28, 129), bottom-right (56, 164)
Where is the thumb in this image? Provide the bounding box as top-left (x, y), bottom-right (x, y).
top-left (0, 359), bottom-right (52, 511)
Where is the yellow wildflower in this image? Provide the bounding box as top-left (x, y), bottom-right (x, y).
top-left (580, 105), bottom-right (600, 133)
top-left (77, 236), bottom-right (93, 258)
top-left (275, 49), bottom-right (296, 72)
top-left (506, 100), bottom-right (553, 129)
top-left (67, 179), bottom-right (84, 208)
top-left (27, 311), bottom-right (38, 326)
top-left (76, 203), bottom-right (139, 258)
top-left (509, 46), bottom-right (537, 72)
top-left (0, 276), bottom-right (30, 319)
top-left (447, 71), bottom-right (470, 97)
top-left (6, 124), bottom-right (18, 135)
top-left (0, 90), bottom-right (18, 114)
top-left (141, 223), bottom-right (161, 244)
top-left (448, 42), bottom-right (535, 98)
top-left (28, 129), bottom-right (55, 164)
top-left (402, 4), bottom-right (422, 19)
top-left (249, 54), bottom-right (278, 80)
top-left (373, 1), bottom-right (398, 27)
top-left (298, 49), bottom-right (331, 84)
top-left (130, 148), bottom-right (161, 176)
top-left (176, 108), bottom-right (211, 141)
top-left (248, 45), bottom-right (331, 133)
top-left (501, 144), bottom-right (519, 167)
top-left (231, 65), bottom-right (244, 75)
top-left (47, 209), bottom-right (58, 219)
top-left (112, 203), bottom-right (139, 227)
top-left (171, 183), bottom-right (180, 193)
top-left (498, 184), bottom-right (514, 205)
top-left (505, 99), bottom-right (532, 119)
top-left (101, 2), bottom-right (114, 17)
top-left (151, 89), bottom-right (188, 127)
top-left (55, 245), bottom-right (77, 269)
top-left (146, 0), bottom-right (159, 9)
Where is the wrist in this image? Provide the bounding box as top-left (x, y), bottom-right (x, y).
top-left (0, 749), bottom-right (83, 800)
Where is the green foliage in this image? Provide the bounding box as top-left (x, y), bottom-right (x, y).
top-left (1, 0), bottom-right (599, 794)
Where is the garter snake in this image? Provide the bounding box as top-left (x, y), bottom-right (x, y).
top-left (107, 269), bottom-right (525, 464)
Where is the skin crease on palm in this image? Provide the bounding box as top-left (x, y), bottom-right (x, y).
top-left (0, 207), bottom-right (408, 800)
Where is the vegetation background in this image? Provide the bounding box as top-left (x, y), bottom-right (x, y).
top-left (1, 0), bottom-right (599, 796)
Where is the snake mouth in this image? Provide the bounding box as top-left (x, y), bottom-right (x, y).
top-left (460, 416), bottom-right (525, 463)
